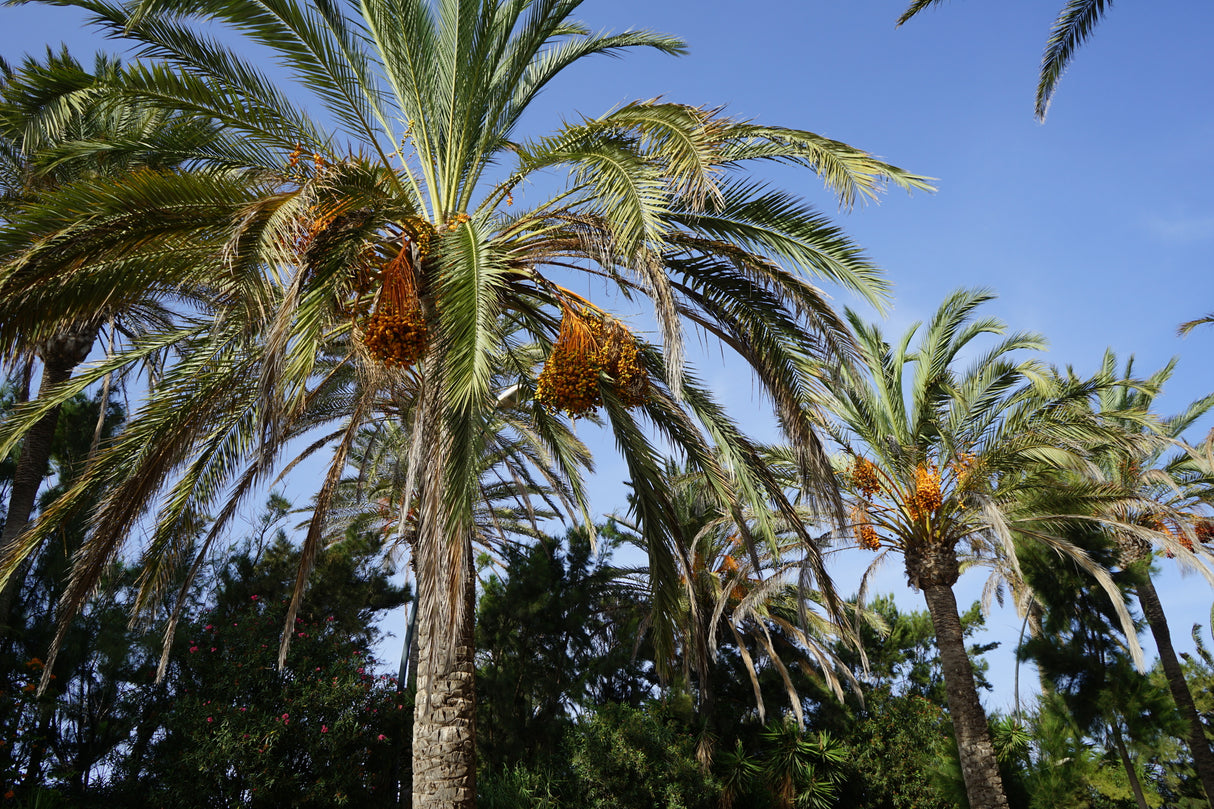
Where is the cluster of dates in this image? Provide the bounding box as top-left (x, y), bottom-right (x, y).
top-left (535, 307), bottom-right (648, 419)
top-left (361, 230), bottom-right (429, 369)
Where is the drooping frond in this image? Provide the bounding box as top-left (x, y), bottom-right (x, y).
top-left (1036, 0), bottom-right (1112, 120)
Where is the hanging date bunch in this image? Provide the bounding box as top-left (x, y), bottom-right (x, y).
top-left (536, 308), bottom-right (650, 418)
top-left (536, 307), bottom-right (603, 418)
top-left (361, 241), bottom-right (427, 369)
top-left (593, 318), bottom-right (649, 408)
top-left (907, 463), bottom-right (943, 521)
top-left (850, 456), bottom-right (882, 499)
top-left (850, 503), bottom-right (881, 551)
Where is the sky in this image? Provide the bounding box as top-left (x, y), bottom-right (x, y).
top-left (3, 0), bottom-right (1214, 712)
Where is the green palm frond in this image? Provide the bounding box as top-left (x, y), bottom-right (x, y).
top-left (1036, 0), bottom-right (1112, 120)
top-left (1178, 313), bottom-right (1214, 336)
top-left (717, 122), bottom-right (935, 208)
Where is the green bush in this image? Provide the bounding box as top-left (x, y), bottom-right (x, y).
top-left (567, 703), bottom-right (720, 809)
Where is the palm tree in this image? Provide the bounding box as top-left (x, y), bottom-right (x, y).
top-left (1092, 351), bottom-right (1214, 802)
top-left (897, 0), bottom-right (1115, 120)
top-left (613, 461), bottom-right (862, 740)
top-left (815, 288), bottom-right (1141, 809)
top-left (0, 1), bottom-right (928, 805)
top-left (0, 49), bottom-right (226, 637)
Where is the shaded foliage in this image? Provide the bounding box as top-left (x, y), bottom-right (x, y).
top-left (475, 528), bottom-right (654, 773)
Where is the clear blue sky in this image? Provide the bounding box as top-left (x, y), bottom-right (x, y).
top-left (4, 0), bottom-right (1213, 711)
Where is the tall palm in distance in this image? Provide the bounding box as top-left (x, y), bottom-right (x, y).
top-left (1092, 351), bottom-right (1214, 803)
top-left (816, 288), bottom-right (1143, 809)
top-left (0, 0), bottom-right (929, 805)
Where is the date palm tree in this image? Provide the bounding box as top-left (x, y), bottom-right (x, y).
top-left (1092, 351), bottom-right (1214, 803)
top-left (816, 288), bottom-right (1142, 809)
top-left (0, 0), bottom-right (928, 805)
top-left (898, 0), bottom-right (1115, 120)
top-left (613, 460), bottom-right (862, 741)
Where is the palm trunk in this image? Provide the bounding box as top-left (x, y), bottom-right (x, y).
top-left (1137, 574), bottom-right (1214, 802)
top-left (921, 581), bottom-right (1010, 809)
top-left (411, 534), bottom-right (477, 809)
top-left (1111, 725), bottom-right (1149, 809)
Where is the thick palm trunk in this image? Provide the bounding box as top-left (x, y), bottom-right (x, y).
top-left (920, 581), bottom-right (1010, 809)
top-left (412, 535), bottom-right (477, 809)
top-left (1137, 574), bottom-right (1214, 801)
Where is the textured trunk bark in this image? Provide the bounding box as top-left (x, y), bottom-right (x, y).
top-left (1111, 725), bottom-right (1150, 809)
top-left (411, 537), bottom-right (477, 809)
top-left (921, 582), bottom-right (1010, 809)
top-left (1138, 574), bottom-right (1214, 802)
top-left (0, 329), bottom-right (94, 637)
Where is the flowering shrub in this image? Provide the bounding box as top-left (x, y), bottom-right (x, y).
top-left (105, 532), bottom-right (411, 808)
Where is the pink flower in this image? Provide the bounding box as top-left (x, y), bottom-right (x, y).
top-left (189, 646), bottom-right (199, 653)
top-left (206, 717), bottom-right (213, 723)
top-left (250, 595), bottom-right (259, 601)
top-left (321, 725), bottom-right (329, 733)
top-left (297, 632), bottom-right (306, 638)
top-left (377, 734), bottom-right (386, 742)
top-left (357, 667), bottom-right (365, 674)
top-left (204, 624), bottom-right (213, 630)
top-left (282, 713), bottom-right (290, 723)
top-left (210, 647), bottom-right (217, 652)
